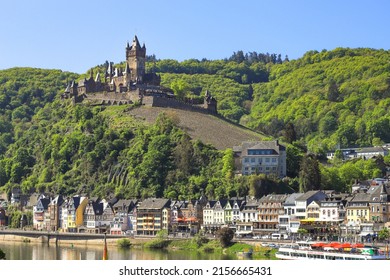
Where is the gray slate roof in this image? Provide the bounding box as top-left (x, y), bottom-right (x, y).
top-left (233, 140), bottom-right (285, 156)
top-left (138, 198), bottom-right (170, 210)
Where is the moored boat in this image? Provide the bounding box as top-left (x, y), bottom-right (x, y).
top-left (275, 241), bottom-right (387, 260)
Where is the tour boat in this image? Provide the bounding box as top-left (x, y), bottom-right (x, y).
top-left (275, 241), bottom-right (387, 260)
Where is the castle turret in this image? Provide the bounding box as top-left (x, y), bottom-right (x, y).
top-left (126, 35), bottom-right (146, 83)
top-left (106, 62), bottom-right (113, 82)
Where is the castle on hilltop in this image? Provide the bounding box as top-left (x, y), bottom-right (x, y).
top-left (62, 35), bottom-right (217, 114)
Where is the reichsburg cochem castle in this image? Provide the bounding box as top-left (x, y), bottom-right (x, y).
top-left (62, 35), bottom-right (217, 114)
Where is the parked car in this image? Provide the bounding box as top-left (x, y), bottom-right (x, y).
top-left (268, 243), bottom-right (277, 248)
top-left (252, 235), bottom-right (260, 239)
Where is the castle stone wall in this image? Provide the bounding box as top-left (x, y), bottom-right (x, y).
top-left (144, 96), bottom-right (216, 115)
top-left (83, 89), bottom-right (141, 104)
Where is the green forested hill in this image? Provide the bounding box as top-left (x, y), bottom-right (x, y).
top-left (1, 47), bottom-right (390, 199)
top-left (0, 67), bottom-right (268, 200)
top-left (245, 48), bottom-right (390, 152)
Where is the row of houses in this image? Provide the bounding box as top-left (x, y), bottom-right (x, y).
top-left (1, 179), bottom-right (390, 239)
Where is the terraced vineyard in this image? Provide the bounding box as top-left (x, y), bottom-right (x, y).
top-left (128, 106), bottom-right (265, 149)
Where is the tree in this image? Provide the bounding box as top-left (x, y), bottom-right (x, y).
top-left (221, 148), bottom-right (234, 180)
top-left (299, 153), bottom-right (321, 192)
top-left (283, 123), bottom-right (297, 144)
top-left (378, 227), bottom-right (390, 241)
top-left (326, 79), bottom-right (340, 102)
top-left (216, 227), bottom-right (234, 247)
top-left (248, 174), bottom-right (277, 198)
top-left (170, 79), bottom-right (190, 100)
top-left (286, 144), bottom-right (303, 178)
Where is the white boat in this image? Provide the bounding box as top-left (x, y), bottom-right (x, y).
top-left (275, 241), bottom-right (387, 260)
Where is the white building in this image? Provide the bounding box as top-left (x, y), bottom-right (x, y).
top-left (233, 140), bottom-right (286, 178)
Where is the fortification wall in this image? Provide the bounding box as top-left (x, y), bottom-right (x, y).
top-left (81, 89), bottom-right (217, 115)
top-left (83, 89), bottom-right (141, 104)
top-left (144, 96), bottom-right (216, 115)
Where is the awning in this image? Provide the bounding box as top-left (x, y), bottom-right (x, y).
top-left (235, 231), bottom-right (253, 235)
top-left (300, 218), bottom-right (317, 222)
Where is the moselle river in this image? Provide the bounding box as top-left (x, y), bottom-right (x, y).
top-left (0, 242), bottom-right (242, 260)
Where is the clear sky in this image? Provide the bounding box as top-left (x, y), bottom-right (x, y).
top-left (1, 0), bottom-right (389, 74)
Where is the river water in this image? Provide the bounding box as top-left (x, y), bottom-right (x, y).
top-left (0, 242), bottom-right (239, 260)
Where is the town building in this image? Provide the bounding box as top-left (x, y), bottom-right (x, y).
top-left (257, 194), bottom-right (289, 236)
top-left (278, 193), bottom-right (303, 235)
top-left (110, 199), bottom-right (138, 235)
top-left (235, 198), bottom-right (259, 237)
top-left (48, 195), bottom-right (64, 231)
top-left (136, 198), bottom-right (171, 236)
top-left (33, 195), bottom-right (50, 230)
top-left (61, 196), bottom-right (88, 233)
top-left (326, 146), bottom-right (389, 160)
top-left (233, 140), bottom-right (286, 178)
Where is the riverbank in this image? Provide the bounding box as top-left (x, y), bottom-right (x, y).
top-left (0, 232), bottom-right (277, 259)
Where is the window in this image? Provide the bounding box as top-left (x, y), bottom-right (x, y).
top-left (272, 158), bottom-right (277, 162)
top-left (251, 158), bottom-right (256, 163)
top-left (265, 158), bottom-right (270, 163)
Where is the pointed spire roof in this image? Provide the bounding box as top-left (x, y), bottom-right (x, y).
top-left (124, 62), bottom-right (131, 74)
top-left (64, 83), bottom-right (70, 93)
top-left (131, 35), bottom-right (141, 50)
top-left (106, 62), bottom-right (113, 75)
top-left (95, 72), bottom-right (101, 82)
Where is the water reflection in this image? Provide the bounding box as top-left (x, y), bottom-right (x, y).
top-left (0, 243), bottom-right (237, 260)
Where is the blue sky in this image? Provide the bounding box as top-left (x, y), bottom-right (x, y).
top-left (1, 0), bottom-right (389, 73)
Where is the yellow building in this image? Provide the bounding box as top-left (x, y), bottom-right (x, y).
top-left (345, 193), bottom-right (370, 224)
top-left (65, 196), bottom-right (88, 232)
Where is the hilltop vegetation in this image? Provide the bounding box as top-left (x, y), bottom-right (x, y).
top-left (245, 48), bottom-right (390, 153)
top-left (0, 68), bottom-right (282, 199)
top-left (1, 47), bottom-right (390, 198)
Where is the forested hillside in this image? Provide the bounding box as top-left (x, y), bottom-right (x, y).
top-left (0, 67), bottom-right (282, 200)
top-left (245, 48), bottom-right (390, 153)
top-left (1, 47), bottom-right (390, 199)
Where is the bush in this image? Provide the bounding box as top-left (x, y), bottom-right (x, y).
top-left (0, 248), bottom-right (5, 260)
top-left (117, 238), bottom-right (131, 249)
top-left (144, 239), bottom-right (171, 249)
top-left (216, 227), bottom-right (234, 248)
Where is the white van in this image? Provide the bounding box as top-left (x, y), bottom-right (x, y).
top-left (271, 233), bottom-right (289, 240)
top-left (271, 233), bottom-right (282, 240)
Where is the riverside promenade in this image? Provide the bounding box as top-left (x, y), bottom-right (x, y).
top-left (0, 229), bottom-right (147, 246)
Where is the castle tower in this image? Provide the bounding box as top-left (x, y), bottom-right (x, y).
top-left (126, 35), bottom-right (146, 83)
